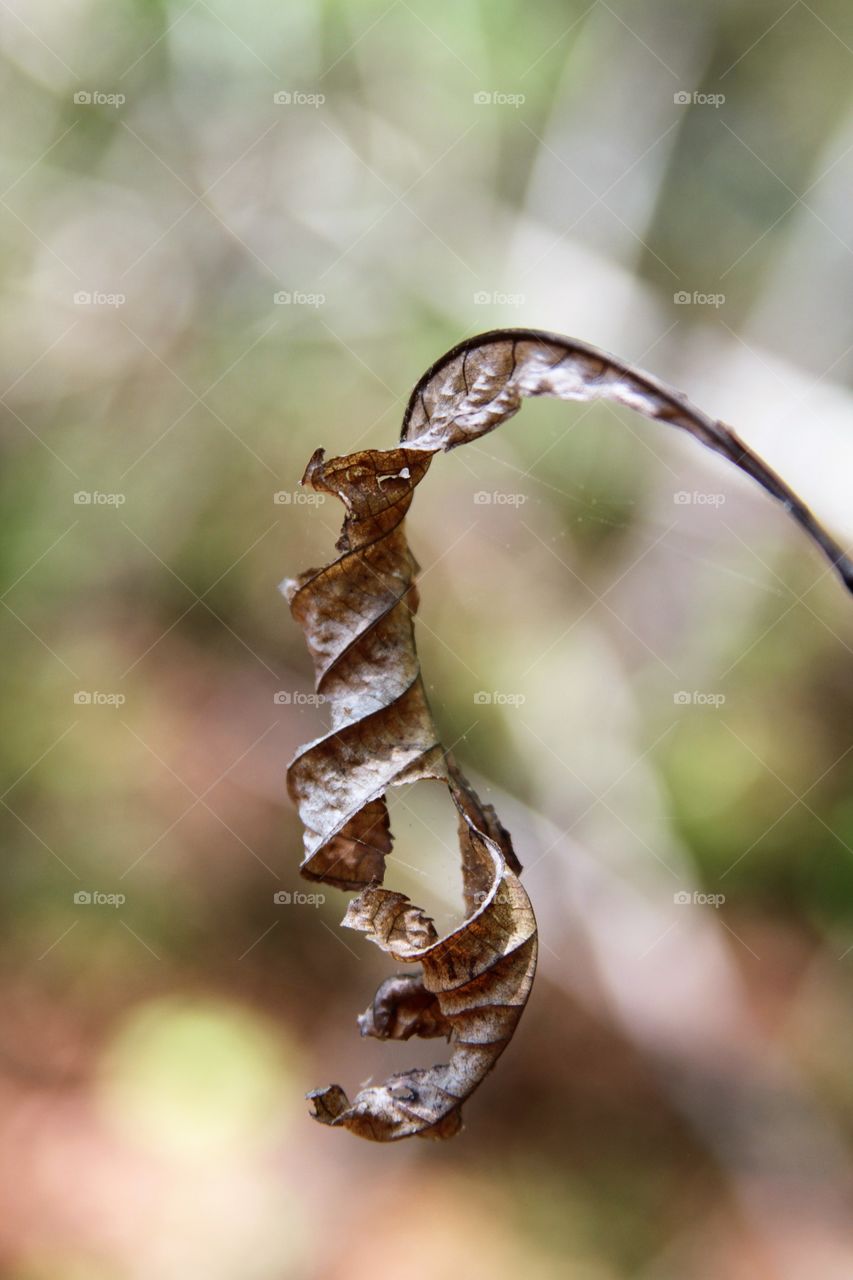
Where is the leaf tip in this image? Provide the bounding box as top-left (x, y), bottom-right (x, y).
top-left (301, 447), bottom-right (327, 489)
top-left (307, 1084), bottom-right (350, 1126)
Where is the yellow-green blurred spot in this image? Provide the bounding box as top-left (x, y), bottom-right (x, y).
top-left (9, 1254), bottom-right (120, 1280)
top-left (96, 996), bottom-right (299, 1159)
top-left (666, 723), bottom-right (764, 822)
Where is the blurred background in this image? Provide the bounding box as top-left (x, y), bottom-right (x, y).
top-left (2, 0), bottom-right (853, 1276)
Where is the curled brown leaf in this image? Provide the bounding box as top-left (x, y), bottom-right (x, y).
top-left (285, 328), bottom-right (853, 1143)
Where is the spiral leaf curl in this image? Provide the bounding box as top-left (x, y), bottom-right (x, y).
top-left (285, 329), bottom-right (853, 1142)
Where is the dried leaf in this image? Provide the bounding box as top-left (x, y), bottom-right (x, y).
top-left (285, 328), bottom-right (853, 1143)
